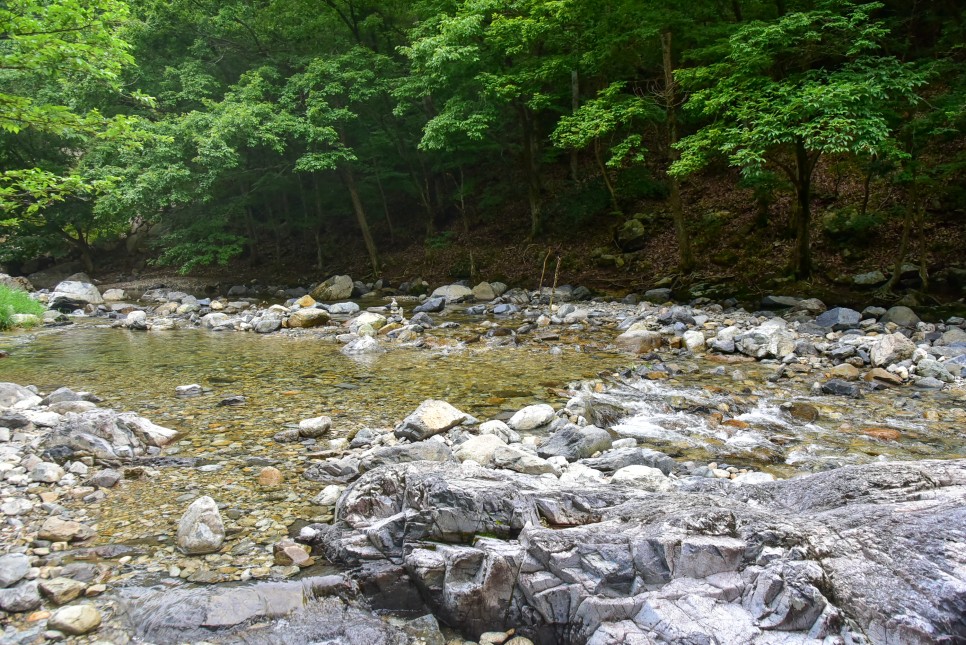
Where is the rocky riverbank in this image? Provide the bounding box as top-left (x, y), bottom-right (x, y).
top-left (2, 271), bottom-right (966, 643)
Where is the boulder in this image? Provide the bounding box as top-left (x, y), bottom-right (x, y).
top-left (610, 464), bottom-right (671, 491)
top-left (41, 408), bottom-right (179, 462)
top-left (815, 307), bottom-right (862, 330)
top-left (39, 577), bottom-right (86, 605)
top-left (341, 336), bottom-right (384, 355)
top-left (472, 282), bottom-right (497, 301)
top-left (0, 273), bottom-right (33, 292)
top-left (454, 434), bottom-right (508, 466)
top-left (683, 330), bottom-right (706, 352)
top-left (48, 280), bottom-right (104, 311)
top-left (176, 496), bottom-right (225, 555)
top-left (315, 459), bottom-right (966, 644)
top-left (507, 404), bottom-right (556, 432)
top-left (616, 219), bottom-right (646, 251)
top-left (491, 445), bottom-right (557, 476)
top-left (299, 416), bottom-right (332, 438)
top-left (736, 319), bottom-right (796, 359)
top-left (0, 554), bottom-right (30, 588)
top-left (413, 297), bottom-right (446, 314)
top-left (643, 288), bottom-right (672, 303)
top-left (881, 306), bottom-right (921, 328)
top-left (870, 332), bottom-right (916, 367)
top-left (615, 329), bottom-right (663, 354)
top-left (852, 270), bottom-right (887, 287)
top-left (359, 441), bottom-right (456, 473)
top-left (0, 382), bottom-right (38, 407)
top-left (48, 604), bottom-right (102, 635)
top-left (0, 581), bottom-right (41, 612)
top-left (394, 400), bottom-right (468, 442)
top-left (253, 312), bottom-right (283, 333)
top-left (311, 275), bottom-right (354, 301)
top-left (430, 284), bottom-right (474, 303)
top-left (201, 312), bottom-right (232, 329)
top-left (38, 517), bottom-right (95, 542)
top-left (287, 308), bottom-right (330, 328)
top-left (538, 424), bottom-right (612, 461)
top-left (327, 302), bottom-right (360, 315)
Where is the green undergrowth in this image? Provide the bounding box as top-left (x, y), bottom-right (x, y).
top-left (0, 285), bottom-right (45, 330)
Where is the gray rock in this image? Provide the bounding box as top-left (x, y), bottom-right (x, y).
top-left (253, 312), bottom-right (283, 333)
top-left (311, 275), bottom-right (354, 301)
top-left (0, 554), bottom-right (30, 588)
top-left (871, 332), bottom-right (916, 367)
top-left (299, 416), bottom-right (332, 438)
top-left (821, 379), bottom-right (862, 398)
top-left (735, 319), bottom-right (796, 359)
top-left (916, 359), bottom-right (954, 383)
top-left (615, 329), bottom-right (663, 354)
top-left (815, 307), bottom-right (862, 330)
top-left (394, 400), bottom-right (468, 442)
top-left (538, 424), bottom-right (612, 461)
top-left (317, 459), bottom-right (966, 644)
top-left (580, 447), bottom-right (677, 475)
top-left (38, 517), bottom-right (95, 542)
top-left (327, 302), bottom-right (360, 315)
top-left (0, 581), bottom-right (41, 612)
top-left (88, 468), bottom-right (121, 488)
top-left (201, 312), bottom-right (231, 329)
top-left (643, 288), bottom-right (672, 303)
top-left (413, 297), bottom-right (445, 314)
top-left (304, 457), bottom-right (360, 484)
top-left (39, 577), bottom-right (86, 605)
top-left (881, 305), bottom-right (921, 328)
top-left (491, 445), bottom-right (557, 475)
top-left (359, 442), bottom-right (456, 472)
top-left (41, 408), bottom-right (179, 462)
top-left (853, 270), bottom-right (887, 286)
top-left (30, 461), bottom-right (64, 483)
top-left (430, 284), bottom-right (473, 303)
top-left (0, 382), bottom-right (37, 407)
top-left (176, 496), bottom-right (225, 555)
top-left (472, 282), bottom-right (497, 301)
top-left (760, 295), bottom-right (801, 309)
top-left (479, 420), bottom-right (521, 444)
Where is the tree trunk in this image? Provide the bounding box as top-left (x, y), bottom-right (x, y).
top-left (731, 0), bottom-right (744, 21)
top-left (661, 30), bottom-right (694, 273)
top-left (372, 160), bottom-right (395, 243)
top-left (312, 173), bottom-right (326, 270)
top-left (594, 137), bottom-right (620, 213)
top-left (342, 167), bottom-right (380, 275)
top-left (790, 139), bottom-right (813, 279)
top-left (519, 105), bottom-right (543, 239)
top-left (570, 70), bottom-right (580, 183)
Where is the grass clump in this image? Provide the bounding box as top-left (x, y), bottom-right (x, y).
top-left (0, 284), bottom-right (45, 330)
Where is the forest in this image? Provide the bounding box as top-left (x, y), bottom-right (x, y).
top-left (1, 0), bottom-right (964, 293)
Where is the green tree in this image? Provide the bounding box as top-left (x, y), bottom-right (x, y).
top-left (0, 0), bottom-right (146, 218)
top-left (672, 0), bottom-right (925, 279)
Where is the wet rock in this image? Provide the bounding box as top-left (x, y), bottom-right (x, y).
top-left (311, 275), bottom-right (354, 301)
top-left (273, 539), bottom-right (314, 567)
top-left (175, 384), bottom-right (203, 396)
top-left (176, 496), bottom-right (225, 555)
top-left (538, 424), bottom-right (612, 461)
top-left (47, 604), bottom-right (101, 635)
top-left (881, 306), bottom-right (921, 328)
top-left (39, 577), bottom-right (86, 605)
top-left (507, 404), bottom-right (555, 431)
top-left (328, 301), bottom-right (361, 315)
top-left (394, 399), bottom-right (468, 442)
top-left (201, 312), bottom-right (231, 329)
top-left (403, 613), bottom-right (445, 645)
top-left (38, 517), bottom-right (95, 542)
top-left (871, 332), bottom-right (916, 367)
top-left (615, 328), bottom-right (663, 353)
top-left (361, 442), bottom-right (454, 474)
top-left (821, 379), bottom-right (862, 398)
top-left (0, 554), bottom-right (30, 588)
top-left (780, 402), bottom-right (819, 423)
top-left (349, 311), bottom-right (387, 334)
top-left (828, 363), bottom-right (860, 380)
top-left (258, 466), bottom-right (283, 486)
top-left (299, 415), bottom-right (332, 438)
top-left (916, 359), bottom-right (954, 383)
top-left (287, 307), bottom-right (330, 328)
top-left (341, 336), bottom-right (384, 355)
top-left (816, 307), bottom-right (862, 330)
top-left (0, 581), bottom-right (41, 612)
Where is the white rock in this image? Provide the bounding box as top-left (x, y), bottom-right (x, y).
top-left (683, 330), bottom-right (706, 352)
top-left (430, 284), bottom-right (474, 302)
top-left (479, 420), bottom-right (521, 444)
top-left (176, 496), bottom-right (225, 555)
top-left (611, 465), bottom-right (671, 491)
top-left (30, 462), bottom-right (64, 483)
top-left (48, 603), bottom-right (102, 635)
top-left (313, 485), bottom-right (345, 507)
top-left (454, 434), bottom-right (508, 466)
top-left (299, 416), bottom-right (332, 438)
top-left (507, 404), bottom-right (556, 431)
